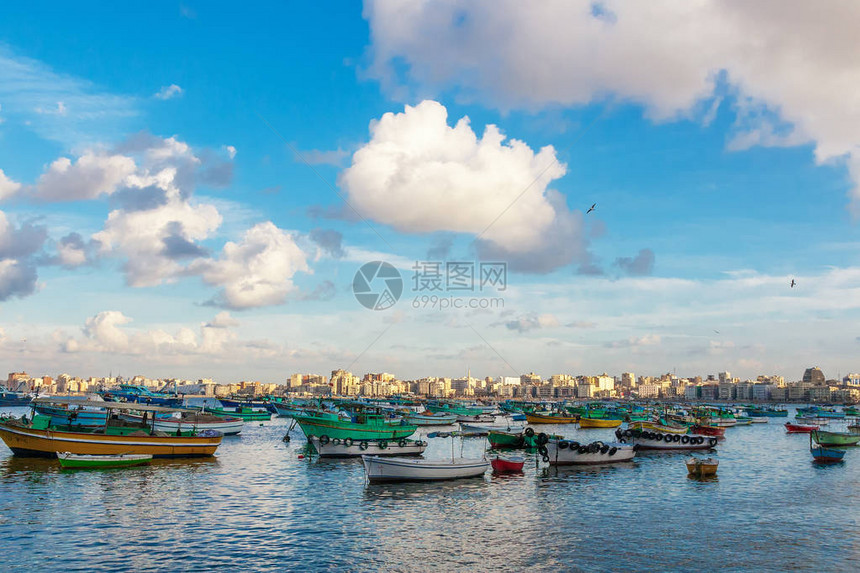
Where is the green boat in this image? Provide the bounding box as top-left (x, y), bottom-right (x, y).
top-left (205, 406), bottom-right (272, 421)
top-left (294, 409), bottom-right (417, 441)
top-left (57, 452), bottom-right (153, 469)
top-left (811, 429), bottom-right (860, 447)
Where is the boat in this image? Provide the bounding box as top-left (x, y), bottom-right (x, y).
top-left (100, 384), bottom-right (182, 407)
top-left (617, 428), bottom-right (717, 450)
top-left (0, 399), bottom-right (223, 457)
top-left (848, 425), bottom-right (860, 435)
top-left (121, 410), bottom-right (244, 435)
top-left (749, 418), bottom-right (769, 424)
top-left (785, 422), bottom-right (819, 433)
top-left (33, 402), bottom-right (108, 428)
top-left (686, 456), bottom-right (718, 477)
top-left (544, 438), bottom-right (636, 465)
top-left (405, 411), bottom-right (458, 425)
top-left (455, 414), bottom-right (496, 423)
top-left (578, 417), bottom-right (623, 429)
top-left (362, 455), bottom-right (489, 483)
top-left (294, 409), bottom-right (417, 441)
top-left (460, 423), bottom-right (524, 437)
top-left (690, 424), bottom-right (726, 437)
top-left (0, 390), bottom-right (31, 407)
top-left (810, 429), bottom-right (860, 447)
top-left (57, 452), bottom-right (152, 469)
top-left (525, 411), bottom-right (578, 424)
top-left (628, 420), bottom-right (688, 434)
top-left (490, 455), bottom-right (525, 473)
top-left (795, 416), bottom-right (828, 426)
top-left (308, 435), bottom-right (427, 457)
top-left (810, 434), bottom-right (845, 463)
top-left (204, 406), bottom-right (271, 421)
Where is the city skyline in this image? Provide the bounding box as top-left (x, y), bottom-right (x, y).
top-left (3, 3), bottom-right (860, 382)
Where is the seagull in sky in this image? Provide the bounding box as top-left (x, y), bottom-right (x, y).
top-left (790, 279), bottom-right (796, 288)
top-left (713, 330), bottom-right (720, 335)
top-left (586, 203), bottom-right (596, 214)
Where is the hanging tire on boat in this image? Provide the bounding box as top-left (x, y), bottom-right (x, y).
top-left (681, 435), bottom-right (690, 444)
top-left (619, 438), bottom-right (626, 444)
top-left (332, 438), bottom-right (341, 446)
top-left (623, 429), bottom-right (632, 438)
top-left (542, 455), bottom-right (550, 463)
top-left (524, 427), bottom-right (535, 437)
top-left (615, 429), bottom-right (622, 439)
top-left (589, 443), bottom-right (600, 454)
top-left (696, 437), bottom-right (705, 445)
top-left (344, 437), bottom-right (353, 447)
top-left (709, 438), bottom-right (717, 447)
top-left (600, 444), bottom-right (610, 454)
top-left (558, 440), bottom-right (570, 449)
top-left (378, 441), bottom-right (388, 449)
top-left (578, 446), bottom-right (589, 454)
top-left (633, 444), bottom-right (641, 451)
top-left (319, 435), bottom-right (330, 445)
top-left (359, 440), bottom-right (369, 450)
top-left (569, 441), bottom-right (580, 449)
top-left (672, 434), bottom-right (681, 442)
top-left (538, 445), bottom-right (549, 457)
top-left (609, 447), bottom-right (617, 456)
top-left (663, 434), bottom-right (674, 443)
top-left (398, 439), bottom-right (408, 447)
top-left (537, 433), bottom-right (549, 446)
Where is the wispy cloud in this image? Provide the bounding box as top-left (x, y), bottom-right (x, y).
top-left (154, 84), bottom-right (184, 100)
top-left (0, 47), bottom-right (138, 145)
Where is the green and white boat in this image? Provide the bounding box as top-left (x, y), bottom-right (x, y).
top-left (294, 409), bottom-right (417, 441)
top-left (57, 452), bottom-right (153, 469)
top-left (205, 406), bottom-right (272, 421)
top-left (811, 429), bottom-right (860, 447)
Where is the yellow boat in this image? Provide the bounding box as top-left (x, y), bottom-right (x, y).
top-left (0, 399), bottom-right (223, 458)
top-left (578, 418), bottom-right (622, 429)
top-left (628, 421), bottom-right (688, 434)
top-left (686, 456), bottom-right (718, 477)
top-left (525, 412), bottom-right (579, 424)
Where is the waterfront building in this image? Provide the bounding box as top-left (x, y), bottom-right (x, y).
top-left (802, 367), bottom-right (825, 385)
top-left (843, 373), bottom-right (860, 386)
top-left (621, 372), bottom-right (636, 388)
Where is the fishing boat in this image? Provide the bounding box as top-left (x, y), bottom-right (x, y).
top-left (57, 452), bottom-right (152, 469)
top-left (578, 417), bottom-right (622, 429)
top-left (33, 402), bottom-right (108, 428)
top-left (785, 422), bottom-right (819, 433)
top-left (0, 390), bottom-right (31, 407)
top-left (544, 438), bottom-right (636, 465)
top-left (293, 409), bottom-right (417, 441)
top-left (810, 434), bottom-right (845, 463)
top-left (490, 455), bottom-right (525, 473)
top-left (686, 456), bottom-right (718, 477)
top-left (0, 399), bottom-right (223, 457)
top-left (308, 435), bottom-right (427, 457)
top-left (121, 410), bottom-right (244, 435)
top-left (460, 423), bottom-right (524, 437)
top-left (811, 429), bottom-right (860, 447)
top-left (690, 424), bottom-right (726, 437)
top-left (525, 411), bottom-right (578, 424)
top-left (204, 406), bottom-right (271, 421)
top-left (629, 420), bottom-right (688, 434)
top-left (455, 414), bottom-right (496, 423)
top-left (362, 455), bottom-right (489, 482)
top-left (617, 428), bottom-right (717, 450)
top-left (405, 411), bottom-right (458, 425)
top-left (100, 384), bottom-right (182, 407)
top-left (749, 418), bottom-right (768, 424)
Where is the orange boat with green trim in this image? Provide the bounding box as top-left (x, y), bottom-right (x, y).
top-left (525, 411), bottom-right (579, 424)
top-left (0, 399), bottom-right (223, 458)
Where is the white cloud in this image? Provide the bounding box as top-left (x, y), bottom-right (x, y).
top-left (0, 169), bottom-right (21, 200)
top-left (192, 222), bottom-right (310, 309)
top-left (33, 153), bottom-right (136, 201)
top-left (503, 313), bottom-right (560, 333)
top-left (365, 1), bottom-right (860, 210)
top-left (154, 84), bottom-right (184, 100)
top-left (341, 100), bottom-right (589, 271)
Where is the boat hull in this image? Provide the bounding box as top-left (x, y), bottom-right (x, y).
top-left (0, 422), bottom-right (221, 457)
top-left (405, 413), bottom-right (458, 425)
top-left (811, 430), bottom-right (860, 447)
top-left (686, 457), bottom-right (718, 477)
top-left (621, 429), bottom-right (717, 450)
top-left (490, 455), bottom-right (525, 472)
top-left (811, 446), bottom-right (845, 463)
top-left (58, 453), bottom-right (152, 468)
top-left (691, 424), bottom-right (726, 437)
top-left (362, 455), bottom-right (489, 482)
top-left (122, 413), bottom-right (244, 436)
top-left (526, 412), bottom-right (578, 424)
top-left (309, 436), bottom-right (427, 457)
top-left (295, 415), bottom-right (417, 441)
top-left (578, 418), bottom-right (623, 429)
top-left (785, 423), bottom-right (819, 433)
top-left (629, 421), bottom-right (688, 434)
top-left (545, 440), bottom-right (635, 465)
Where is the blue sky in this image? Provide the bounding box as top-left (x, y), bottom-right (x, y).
top-left (1, 1), bottom-right (860, 383)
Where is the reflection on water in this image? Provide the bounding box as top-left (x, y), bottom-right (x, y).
top-left (1, 410), bottom-right (860, 571)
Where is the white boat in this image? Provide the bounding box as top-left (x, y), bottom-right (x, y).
top-left (405, 412), bottom-right (458, 425)
top-left (121, 411), bottom-right (244, 435)
top-left (455, 414), bottom-right (496, 423)
top-left (362, 455), bottom-right (489, 482)
top-left (545, 439), bottom-right (636, 465)
top-left (750, 418), bottom-right (768, 424)
top-left (460, 423), bottom-right (525, 436)
top-left (308, 436), bottom-right (427, 457)
top-left (619, 429), bottom-right (717, 450)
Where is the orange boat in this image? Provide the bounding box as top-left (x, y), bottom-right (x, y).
top-left (0, 399), bottom-right (223, 458)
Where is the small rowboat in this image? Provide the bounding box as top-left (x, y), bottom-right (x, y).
top-left (811, 446), bottom-right (845, 463)
top-left (811, 429), bottom-right (860, 447)
top-left (578, 418), bottom-right (622, 429)
top-left (525, 412), bottom-right (578, 424)
top-left (686, 456), bottom-right (718, 477)
top-left (785, 422), bottom-right (819, 433)
top-left (362, 455), bottom-right (489, 482)
top-left (57, 452), bottom-right (152, 469)
top-left (490, 455), bottom-right (525, 473)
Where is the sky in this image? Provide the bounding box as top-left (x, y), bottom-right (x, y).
top-left (2, 1), bottom-right (860, 384)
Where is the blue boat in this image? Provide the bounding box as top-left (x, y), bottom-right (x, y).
top-left (100, 384), bottom-right (183, 407)
top-left (0, 390), bottom-right (31, 407)
top-left (810, 434), bottom-right (846, 463)
top-left (32, 403), bottom-right (108, 428)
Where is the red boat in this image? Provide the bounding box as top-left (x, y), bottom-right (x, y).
top-left (691, 424), bottom-right (726, 437)
top-left (785, 422), bottom-right (819, 433)
top-left (490, 455), bottom-right (525, 473)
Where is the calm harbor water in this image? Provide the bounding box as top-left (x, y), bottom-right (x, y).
top-left (1, 407), bottom-right (859, 572)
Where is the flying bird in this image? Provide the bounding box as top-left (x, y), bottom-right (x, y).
top-left (713, 330), bottom-right (720, 335)
top-left (790, 279), bottom-right (796, 288)
top-left (586, 203), bottom-right (596, 214)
